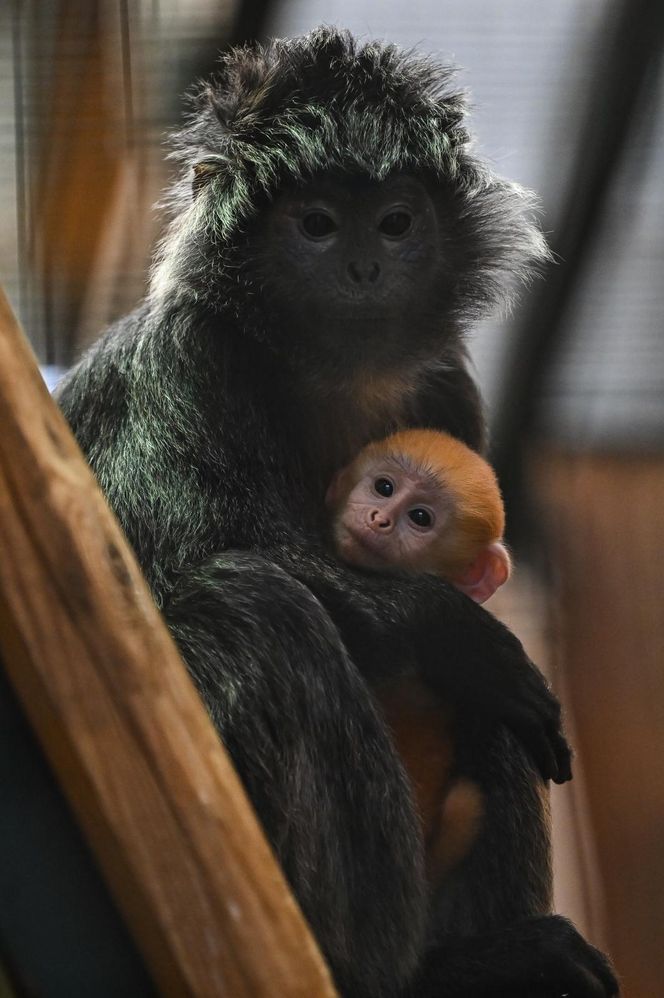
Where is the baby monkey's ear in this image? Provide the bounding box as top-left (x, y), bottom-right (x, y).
top-left (454, 542), bottom-right (512, 604)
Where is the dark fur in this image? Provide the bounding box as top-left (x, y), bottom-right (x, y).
top-left (57, 28), bottom-right (616, 997)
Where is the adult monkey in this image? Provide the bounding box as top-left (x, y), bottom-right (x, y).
top-left (57, 28), bottom-right (617, 998)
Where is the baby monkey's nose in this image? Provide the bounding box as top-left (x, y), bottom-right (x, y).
top-left (369, 510), bottom-right (392, 530)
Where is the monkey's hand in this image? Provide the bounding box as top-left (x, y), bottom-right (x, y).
top-left (432, 591), bottom-right (573, 785)
top-left (281, 550), bottom-right (572, 784)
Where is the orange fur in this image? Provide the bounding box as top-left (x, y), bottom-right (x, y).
top-left (427, 779), bottom-right (484, 881)
top-left (349, 428), bottom-right (506, 577)
top-left (376, 678), bottom-right (483, 886)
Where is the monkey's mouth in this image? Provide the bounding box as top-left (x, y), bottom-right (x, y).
top-left (338, 524), bottom-right (392, 568)
top-left (335, 287), bottom-right (391, 305)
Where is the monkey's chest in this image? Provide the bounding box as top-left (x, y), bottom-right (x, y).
top-left (375, 678), bottom-right (484, 887)
top-left (303, 381), bottom-right (414, 479)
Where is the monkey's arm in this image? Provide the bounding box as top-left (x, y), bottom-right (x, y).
top-left (272, 547), bottom-right (571, 785)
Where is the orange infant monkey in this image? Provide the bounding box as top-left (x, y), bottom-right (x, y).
top-left (326, 429), bottom-right (513, 885)
top-left (327, 428), bottom-right (511, 604)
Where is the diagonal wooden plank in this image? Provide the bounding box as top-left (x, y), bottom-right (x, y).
top-left (0, 286), bottom-right (337, 998)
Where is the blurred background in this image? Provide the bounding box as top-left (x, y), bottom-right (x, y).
top-left (0, 1), bottom-right (662, 996)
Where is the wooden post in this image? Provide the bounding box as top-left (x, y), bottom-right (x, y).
top-left (0, 286), bottom-right (337, 998)
top-left (538, 451), bottom-right (664, 998)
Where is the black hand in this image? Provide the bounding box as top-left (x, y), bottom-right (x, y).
top-left (419, 588), bottom-right (573, 784)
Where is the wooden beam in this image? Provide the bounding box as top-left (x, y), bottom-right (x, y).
top-left (0, 286), bottom-right (337, 998)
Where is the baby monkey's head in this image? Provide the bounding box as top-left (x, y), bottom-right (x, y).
top-left (327, 429), bottom-right (511, 604)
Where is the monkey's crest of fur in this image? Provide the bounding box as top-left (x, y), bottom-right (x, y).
top-left (151, 26), bottom-right (550, 312)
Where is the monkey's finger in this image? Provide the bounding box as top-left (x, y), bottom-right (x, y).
top-left (548, 727), bottom-right (573, 784)
top-left (503, 710), bottom-right (565, 783)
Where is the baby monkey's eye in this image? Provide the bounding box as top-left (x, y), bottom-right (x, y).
top-left (374, 477), bottom-right (394, 497)
top-left (408, 508), bottom-right (432, 528)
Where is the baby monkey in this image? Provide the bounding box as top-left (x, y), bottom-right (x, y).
top-left (327, 429), bottom-right (513, 883)
top-left (327, 428), bottom-right (511, 604)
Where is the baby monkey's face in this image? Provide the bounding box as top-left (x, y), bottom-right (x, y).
top-left (332, 458), bottom-right (454, 573)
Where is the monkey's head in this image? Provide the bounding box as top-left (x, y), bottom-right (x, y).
top-left (151, 28), bottom-right (550, 378)
top-left (327, 429), bottom-right (511, 603)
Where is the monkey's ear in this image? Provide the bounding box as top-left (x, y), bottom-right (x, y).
top-left (192, 157), bottom-right (224, 196)
top-left (454, 542), bottom-right (511, 604)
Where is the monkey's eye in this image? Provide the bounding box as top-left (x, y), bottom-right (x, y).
top-left (301, 211), bottom-right (338, 238)
top-left (379, 211), bottom-right (412, 238)
top-left (374, 477), bottom-right (394, 497)
top-left (408, 508), bottom-right (433, 528)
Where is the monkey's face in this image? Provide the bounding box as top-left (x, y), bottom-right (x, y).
top-left (331, 456), bottom-right (458, 574)
top-left (245, 173), bottom-right (455, 373)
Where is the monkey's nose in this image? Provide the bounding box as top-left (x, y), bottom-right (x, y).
top-left (347, 261), bottom-right (380, 284)
top-left (369, 509), bottom-right (391, 530)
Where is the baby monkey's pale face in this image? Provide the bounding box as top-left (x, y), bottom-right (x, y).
top-left (333, 459), bottom-right (454, 573)
top-left (329, 434), bottom-right (511, 602)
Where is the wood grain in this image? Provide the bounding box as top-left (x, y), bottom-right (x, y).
top-left (0, 286), bottom-right (337, 997)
